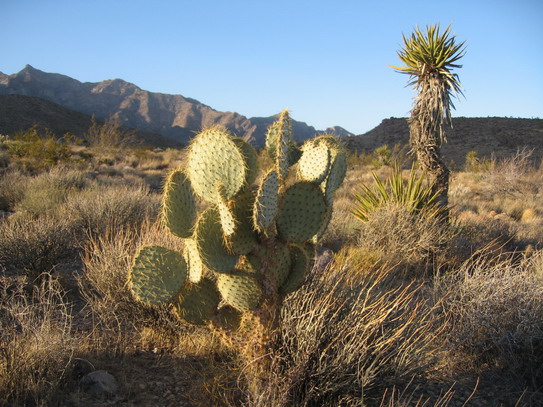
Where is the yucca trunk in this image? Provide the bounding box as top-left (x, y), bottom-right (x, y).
top-left (409, 76), bottom-right (451, 217)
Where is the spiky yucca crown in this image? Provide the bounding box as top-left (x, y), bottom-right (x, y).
top-left (127, 111), bottom-right (347, 331)
top-left (391, 24), bottom-right (465, 96)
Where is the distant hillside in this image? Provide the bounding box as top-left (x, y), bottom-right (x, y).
top-left (346, 117), bottom-right (543, 165)
top-left (0, 94), bottom-right (180, 148)
top-left (0, 65), bottom-right (352, 146)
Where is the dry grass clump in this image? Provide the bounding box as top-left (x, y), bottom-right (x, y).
top-left (14, 167), bottom-right (89, 214)
top-left (355, 203), bottom-right (452, 270)
top-left (78, 220), bottom-right (186, 353)
top-left (62, 182), bottom-right (160, 235)
top-left (0, 170), bottom-right (26, 211)
top-left (0, 275), bottom-right (76, 406)
top-left (245, 259), bottom-right (442, 407)
top-left (436, 249), bottom-right (543, 400)
top-left (0, 212), bottom-right (76, 282)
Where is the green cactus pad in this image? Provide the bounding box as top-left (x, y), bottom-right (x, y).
top-left (298, 139), bottom-right (331, 184)
top-left (313, 206), bottom-right (333, 243)
top-left (162, 170), bottom-right (197, 238)
top-left (276, 181), bottom-right (327, 243)
top-left (277, 135), bottom-right (291, 181)
top-left (174, 278), bottom-right (221, 326)
top-left (217, 188), bottom-right (237, 237)
top-left (265, 110), bottom-right (292, 179)
top-left (253, 169), bottom-right (279, 233)
top-left (322, 149), bottom-right (347, 205)
top-left (232, 138), bottom-right (259, 187)
top-left (129, 246), bottom-right (187, 306)
top-left (194, 207), bottom-right (238, 274)
top-left (187, 127), bottom-right (247, 204)
top-left (216, 305), bottom-right (242, 331)
top-left (255, 242), bottom-right (291, 287)
top-left (280, 245), bottom-right (310, 295)
top-left (265, 120), bottom-right (281, 160)
top-left (183, 239), bottom-right (205, 283)
top-left (226, 189), bottom-right (258, 255)
top-left (217, 268), bottom-right (262, 312)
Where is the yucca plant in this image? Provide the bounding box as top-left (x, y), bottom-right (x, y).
top-left (352, 165), bottom-right (442, 222)
top-left (391, 24), bottom-right (466, 217)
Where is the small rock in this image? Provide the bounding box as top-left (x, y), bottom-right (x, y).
top-left (313, 248), bottom-right (333, 273)
top-left (80, 370), bottom-right (119, 398)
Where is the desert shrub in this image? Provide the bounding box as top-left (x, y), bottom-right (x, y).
top-left (62, 182), bottom-right (160, 235)
top-left (463, 151), bottom-right (492, 172)
top-left (0, 213), bottom-right (76, 282)
top-left (0, 170), bottom-right (27, 211)
top-left (15, 167), bottom-right (89, 214)
top-left (246, 258), bottom-right (442, 407)
top-left (373, 144), bottom-right (392, 167)
top-left (484, 148), bottom-right (542, 196)
top-left (436, 250), bottom-right (543, 398)
top-left (0, 275), bottom-right (76, 406)
top-left (7, 126), bottom-right (71, 173)
top-left (370, 144), bottom-right (410, 169)
top-left (84, 116), bottom-right (134, 148)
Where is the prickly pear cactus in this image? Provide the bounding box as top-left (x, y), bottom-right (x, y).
top-left (128, 110), bottom-right (346, 364)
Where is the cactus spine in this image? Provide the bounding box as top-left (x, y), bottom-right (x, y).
top-left (129, 110), bottom-right (346, 367)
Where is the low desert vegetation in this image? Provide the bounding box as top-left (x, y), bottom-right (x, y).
top-left (1, 118), bottom-right (542, 406)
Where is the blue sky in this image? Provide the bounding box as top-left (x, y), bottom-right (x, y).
top-left (2, 0), bottom-right (542, 134)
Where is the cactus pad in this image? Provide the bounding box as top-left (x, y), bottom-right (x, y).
top-left (162, 170), bottom-right (197, 238)
top-left (253, 169), bottom-right (279, 233)
top-left (183, 238), bottom-right (205, 283)
top-left (194, 208), bottom-right (238, 273)
top-left (232, 138), bottom-right (259, 187)
top-left (280, 245), bottom-right (310, 295)
top-left (313, 206), bottom-right (333, 243)
top-left (187, 127), bottom-right (247, 203)
top-left (322, 149), bottom-right (347, 205)
top-left (256, 242), bottom-right (291, 287)
top-left (217, 268), bottom-right (262, 312)
top-left (225, 189), bottom-right (258, 255)
top-left (276, 181), bottom-right (327, 243)
top-left (265, 110), bottom-right (292, 180)
top-left (174, 278), bottom-right (221, 325)
top-left (217, 184), bottom-right (237, 237)
top-left (129, 246), bottom-right (187, 306)
top-left (298, 140), bottom-right (331, 184)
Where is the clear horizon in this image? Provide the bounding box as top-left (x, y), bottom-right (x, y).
top-left (2, 0), bottom-right (542, 135)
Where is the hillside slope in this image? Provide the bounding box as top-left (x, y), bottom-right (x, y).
top-left (0, 94), bottom-right (179, 148)
top-left (346, 117), bottom-right (543, 165)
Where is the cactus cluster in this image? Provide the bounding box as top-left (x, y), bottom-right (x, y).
top-left (128, 110), bottom-right (346, 339)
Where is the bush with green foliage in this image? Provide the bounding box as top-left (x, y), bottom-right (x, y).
top-left (6, 127), bottom-right (70, 172)
top-left (464, 150), bottom-right (493, 172)
top-left (127, 110), bottom-right (347, 368)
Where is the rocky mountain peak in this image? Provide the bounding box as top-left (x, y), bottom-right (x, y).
top-left (0, 65), bottom-right (352, 146)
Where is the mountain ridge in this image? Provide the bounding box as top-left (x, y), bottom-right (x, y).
top-left (0, 65), bottom-right (353, 146)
